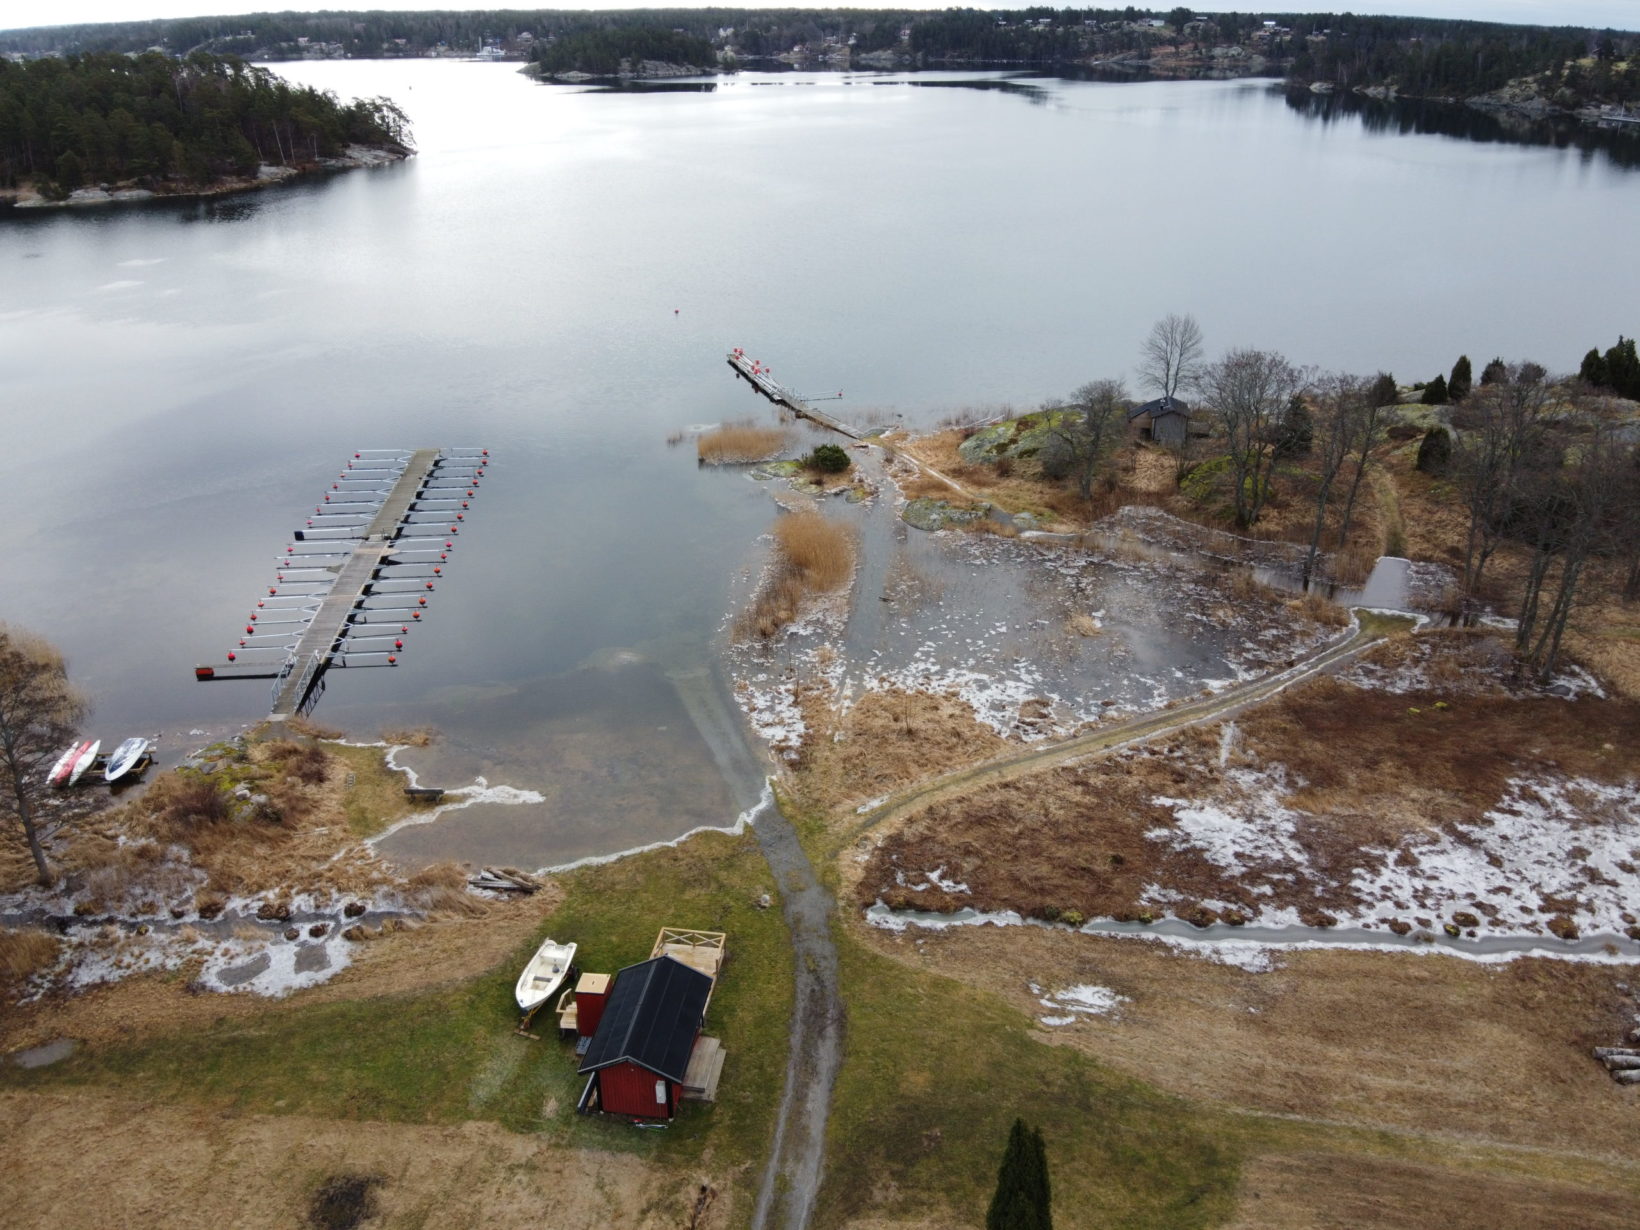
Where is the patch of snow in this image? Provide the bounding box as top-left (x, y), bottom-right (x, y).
top-left (1148, 766), bottom-right (1311, 876)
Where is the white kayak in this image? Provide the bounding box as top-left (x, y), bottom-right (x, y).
top-left (49, 741), bottom-right (92, 787)
top-left (514, 938), bottom-right (578, 1013)
top-left (104, 737), bottom-right (151, 783)
top-left (66, 740), bottom-right (101, 787)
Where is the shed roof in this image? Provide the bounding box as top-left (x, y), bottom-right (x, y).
top-left (578, 955), bottom-right (712, 1082)
top-left (1128, 395), bottom-right (1190, 421)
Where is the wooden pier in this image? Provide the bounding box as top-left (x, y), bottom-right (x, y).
top-left (726, 351), bottom-right (862, 440)
top-left (194, 447), bottom-right (488, 722)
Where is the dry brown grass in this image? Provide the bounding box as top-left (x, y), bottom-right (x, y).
top-left (774, 511), bottom-right (855, 592)
top-left (1286, 592), bottom-right (1351, 627)
top-left (1331, 539), bottom-right (1380, 586)
top-left (697, 421), bottom-right (788, 464)
top-left (1065, 613), bottom-right (1103, 637)
top-left (381, 726), bottom-right (437, 748)
top-left (792, 687), bottom-right (1009, 817)
top-left (0, 928), bottom-right (59, 981)
top-left (740, 511), bottom-right (858, 639)
top-left (285, 715), bottom-right (345, 740)
top-left (265, 740), bottom-right (330, 786)
top-left (856, 636), bottom-right (1640, 925)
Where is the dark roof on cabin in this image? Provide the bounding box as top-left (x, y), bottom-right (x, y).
top-left (578, 955), bottom-right (712, 1082)
top-left (1127, 395), bottom-right (1190, 421)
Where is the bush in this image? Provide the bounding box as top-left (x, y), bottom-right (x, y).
top-left (1420, 374), bottom-right (1449, 405)
top-left (1415, 426), bottom-right (1452, 475)
top-left (805, 443), bottom-right (851, 474)
top-left (1368, 371), bottom-right (1399, 406)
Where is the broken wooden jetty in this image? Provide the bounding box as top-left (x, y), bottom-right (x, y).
top-left (726, 349), bottom-right (862, 440)
top-left (191, 447), bottom-right (488, 722)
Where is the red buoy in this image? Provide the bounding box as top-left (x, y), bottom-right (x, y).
top-left (269, 588), bottom-right (277, 596)
top-left (433, 567), bottom-right (441, 575)
top-left (418, 597), bottom-right (427, 606)
top-left (425, 582), bottom-right (433, 590)
top-left (249, 614), bottom-right (258, 622)
top-left (239, 639), bottom-right (246, 647)
top-left (245, 625), bottom-right (254, 634)
top-left (412, 611), bottom-right (421, 620)
top-left (394, 639), bottom-right (403, 649)
top-left (482, 449), bottom-right (488, 456)
top-left (227, 652), bottom-right (236, 662)
top-left (388, 655), bottom-right (397, 665)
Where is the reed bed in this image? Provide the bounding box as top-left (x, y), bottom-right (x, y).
top-left (0, 927), bottom-right (60, 980)
top-left (698, 421), bottom-right (788, 464)
top-left (742, 511), bottom-right (858, 638)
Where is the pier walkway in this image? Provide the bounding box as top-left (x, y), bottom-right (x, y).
top-left (726, 352), bottom-right (862, 440)
top-left (194, 447), bottom-right (487, 723)
top-left (268, 448), bottom-right (440, 720)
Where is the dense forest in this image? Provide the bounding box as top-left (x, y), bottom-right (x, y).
top-left (0, 9), bottom-right (1636, 109)
top-left (0, 52), bottom-right (411, 196)
top-left (532, 28), bottom-right (715, 75)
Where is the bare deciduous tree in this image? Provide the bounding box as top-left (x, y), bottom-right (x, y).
top-left (1335, 385), bottom-right (1389, 547)
top-left (0, 625), bottom-right (91, 886)
top-left (1514, 421), bottom-right (1632, 681)
top-left (1138, 313), bottom-right (1204, 402)
top-left (1452, 362), bottom-right (1551, 620)
top-left (1045, 378), bottom-right (1129, 506)
top-left (1301, 374), bottom-right (1366, 587)
top-left (1199, 348), bottom-right (1308, 529)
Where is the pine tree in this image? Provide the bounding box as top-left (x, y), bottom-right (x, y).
top-left (1421, 374), bottom-right (1449, 405)
top-left (1368, 371), bottom-right (1399, 407)
top-left (1448, 354), bottom-right (1473, 401)
top-left (987, 1118), bottom-right (1053, 1230)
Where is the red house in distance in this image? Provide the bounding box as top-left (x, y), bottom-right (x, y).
top-left (577, 955), bottom-right (714, 1120)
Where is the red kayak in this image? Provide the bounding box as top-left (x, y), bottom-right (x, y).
top-left (49, 740), bottom-right (94, 787)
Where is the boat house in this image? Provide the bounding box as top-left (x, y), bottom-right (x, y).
top-left (577, 955), bottom-right (715, 1120)
top-left (1128, 395), bottom-right (1192, 445)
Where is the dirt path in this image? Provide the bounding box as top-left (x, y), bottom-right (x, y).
top-left (848, 611), bottom-right (1405, 848)
top-left (671, 665), bottom-right (842, 1230)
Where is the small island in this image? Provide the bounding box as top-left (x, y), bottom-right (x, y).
top-left (0, 50), bottom-right (412, 209)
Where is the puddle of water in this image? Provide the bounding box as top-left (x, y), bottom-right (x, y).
top-left (10, 1038), bottom-right (78, 1069)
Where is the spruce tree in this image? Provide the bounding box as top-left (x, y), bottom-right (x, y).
top-left (987, 1118), bottom-right (1052, 1230)
top-left (1368, 371), bottom-right (1399, 407)
top-left (1480, 357), bottom-right (1508, 386)
top-left (1580, 347), bottom-right (1609, 388)
top-left (1274, 397), bottom-right (1314, 459)
top-left (1448, 354), bottom-right (1472, 401)
top-left (1421, 374), bottom-right (1449, 405)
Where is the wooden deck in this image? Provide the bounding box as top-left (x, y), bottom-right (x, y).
top-left (680, 1035), bottom-right (725, 1103)
top-left (727, 351), bottom-right (862, 440)
top-left (651, 927), bottom-right (727, 984)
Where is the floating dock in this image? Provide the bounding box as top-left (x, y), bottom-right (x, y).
top-left (726, 350), bottom-right (861, 440)
top-left (193, 447), bottom-right (488, 722)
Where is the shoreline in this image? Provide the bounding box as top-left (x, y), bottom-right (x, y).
top-left (0, 144), bottom-right (409, 212)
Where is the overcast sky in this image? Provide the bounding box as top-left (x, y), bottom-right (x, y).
top-left (2, 0), bottom-right (1636, 36)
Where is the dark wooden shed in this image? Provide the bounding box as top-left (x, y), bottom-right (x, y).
top-left (1128, 395), bottom-right (1191, 445)
top-left (577, 955), bottom-right (712, 1120)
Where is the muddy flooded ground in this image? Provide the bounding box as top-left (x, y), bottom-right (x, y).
top-left (731, 443), bottom-right (1348, 757)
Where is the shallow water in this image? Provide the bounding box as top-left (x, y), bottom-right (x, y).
top-left (5, 62), bottom-right (1637, 866)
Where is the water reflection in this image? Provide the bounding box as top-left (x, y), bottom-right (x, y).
top-left (1282, 86), bottom-right (1640, 170)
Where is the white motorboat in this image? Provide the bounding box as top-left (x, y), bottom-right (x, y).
top-left (515, 938), bottom-right (578, 1013)
top-left (104, 737), bottom-right (151, 783)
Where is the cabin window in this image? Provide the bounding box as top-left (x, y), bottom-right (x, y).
top-left (654, 1080), bottom-right (667, 1105)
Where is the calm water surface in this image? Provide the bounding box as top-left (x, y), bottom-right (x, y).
top-left (3, 64), bottom-right (1635, 867)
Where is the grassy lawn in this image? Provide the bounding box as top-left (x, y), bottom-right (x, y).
top-left (817, 933), bottom-right (1238, 1229)
top-left (4, 829), bottom-right (792, 1213)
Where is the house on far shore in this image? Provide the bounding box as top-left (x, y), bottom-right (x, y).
top-left (576, 954), bottom-right (721, 1120)
top-left (1128, 395), bottom-right (1192, 445)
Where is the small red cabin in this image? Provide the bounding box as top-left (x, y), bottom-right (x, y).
top-left (577, 955), bottom-right (712, 1120)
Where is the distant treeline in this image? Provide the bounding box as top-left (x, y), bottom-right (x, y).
top-left (0, 51), bottom-right (411, 194)
top-left (1, 9), bottom-right (1637, 105)
top-left (533, 27), bottom-right (715, 75)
